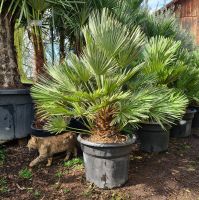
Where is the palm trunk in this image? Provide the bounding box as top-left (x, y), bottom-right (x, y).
top-left (0, 13), bottom-right (22, 88)
top-left (30, 27), bottom-right (45, 80)
top-left (59, 28), bottom-right (66, 63)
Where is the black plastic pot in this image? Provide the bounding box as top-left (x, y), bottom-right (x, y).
top-left (138, 123), bottom-right (170, 153)
top-left (191, 106), bottom-right (199, 128)
top-left (0, 89), bottom-right (33, 143)
top-left (170, 109), bottom-right (196, 138)
top-left (170, 120), bottom-right (187, 138)
top-left (31, 124), bottom-right (53, 137)
top-left (183, 109), bottom-right (196, 135)
top-left (77, 134), bottom-right (136, 189)
top-left (31, 118), bottom-right (88, 137)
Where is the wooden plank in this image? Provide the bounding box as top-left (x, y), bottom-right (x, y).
top-left (196, 17), bottom-right (199, 44)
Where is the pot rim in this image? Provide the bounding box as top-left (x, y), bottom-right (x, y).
top-left (140, 121), bottom-right (171, 127)
top-left (31, 123), bottom-right (49, 133)
top-left (140, 121), bottom-right (161, 125)
top-left (77, 134), bottom-right (136, 148)
top-left (0, 88), bottom-right (30, 95)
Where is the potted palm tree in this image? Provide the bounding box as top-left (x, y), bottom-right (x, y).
top-left (31, 10), bottom-right (187, 188)
top-left (134, 36), bottom-right (189, 151)
top-left (139, 36), bottom-right (199, 140)
top-left (0, 1), bottom-right (34, 143)
top-left (171, 66), bottom-right (199, 137)
top-left (0, 0), bottom-right (73, 143)
top-left (184, 50), bottom-right (199, 129)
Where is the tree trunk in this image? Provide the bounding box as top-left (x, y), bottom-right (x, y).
top-left (30, 27), bottom-right (45, 80)
top-left (0, 13), bottom-right (22, 88)
top-left (59, 28), bottom-right (66, 63)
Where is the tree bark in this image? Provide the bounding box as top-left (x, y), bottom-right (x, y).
top-left (0, 13), bottom-right (22, 88)
top-left (59, 28), bottom-right (66, 63)
top-left (30, 27), bottom-right (45, 80)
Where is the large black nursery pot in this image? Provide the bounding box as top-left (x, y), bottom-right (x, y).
top-left (77, 134), bottom-right (136, 189)
top-left (31, 123), bottom-right (53, 137)
top-left (191, 106), bottom-right (199, 128)
top-left (138, 122), bottom-right (170, 153)
top-left (170, 109), bottom-right (196, 138)
top-left (0, 89), bottom-right (33, 143)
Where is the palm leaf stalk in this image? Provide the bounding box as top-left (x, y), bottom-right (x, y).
top-left (31, 9), bottom-right (187, 138)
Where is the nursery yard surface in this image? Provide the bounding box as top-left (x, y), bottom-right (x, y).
top-left (1, 131), bottom-right (199, 200)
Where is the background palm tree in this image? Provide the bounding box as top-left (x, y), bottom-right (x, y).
top-left (0, 0), bottom-right (72, 87)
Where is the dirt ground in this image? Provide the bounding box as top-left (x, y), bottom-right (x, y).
top-left (1, 130), bottom-right (199, 200)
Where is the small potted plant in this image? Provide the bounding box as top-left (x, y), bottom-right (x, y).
top-left (31, 10), bottom-right (187, 188)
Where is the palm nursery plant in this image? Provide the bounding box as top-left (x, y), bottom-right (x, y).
top-left (141, 36), bottom-right (199, 138)
top-left (31, 9), bottom-right (187, 188)
top-left (0, 0), bottom-right (72, 144)
top-left (142, 36), bottom-right (186, 87)
top-left (31, 10), bottom-right (187, 140)
top-left (142, 36), bottom-right (199, 106)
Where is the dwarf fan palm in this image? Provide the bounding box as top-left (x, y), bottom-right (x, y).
top-left (31, 9), bottom-right (187, 137)
top-left (141, 36), bottom-right (198, 107)
top-left (176, 67), bottom-right (199, 105)
top-left (142, 36), bottom-right (186, 87)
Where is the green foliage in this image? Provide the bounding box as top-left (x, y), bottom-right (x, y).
top-left (141, 9), bottom-right (195, 50)
top-left (31, 9), bottom-right (187, 134)
top-left (0, 0), bottom-right (70, 22)
top-left (44, 116), bottom-right (70, 134)
top-left (113, 0), bottom-right (144, 28)
top-left (190, 49), bottom-right (199, 68)
top-left (143, 36), bottom-right (185, 86)
top-left (55, 0), bottom-right (119, 55)
top-left (146, 88), bottom-right (188, 127)
top-left (63, 188), bottom-right (71, 193)
top-left (176, 67), bottom-right (199, 105)
top-left (0, 146), bottom-right (6, 166)
top-left (64, 158), bottom-right (83, 168)
top-left (19, 168), bottom-right (32, 179)
top-left (142, 10), bottom-right (177, 38)
top-left (14, 26), bottom-right (27, 82)
top-left (82, 186), bottom-right (95, 198)
top-left (33, 190), bottom-right (41, 198)
top-left (0, 178), bottom-right (8, 193)
top-left (140, 35), bottom-right (199, 106)
top-left (55, 171), bottom-right (63, 178)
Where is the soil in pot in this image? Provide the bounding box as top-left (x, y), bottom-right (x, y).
top-left (138, 123), bottom-right (170, 153)
top-left (78, 134), bottom-right (136, 189)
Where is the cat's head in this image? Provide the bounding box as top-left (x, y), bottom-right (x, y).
top-left (27, 136), bottom-right (39, 150)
